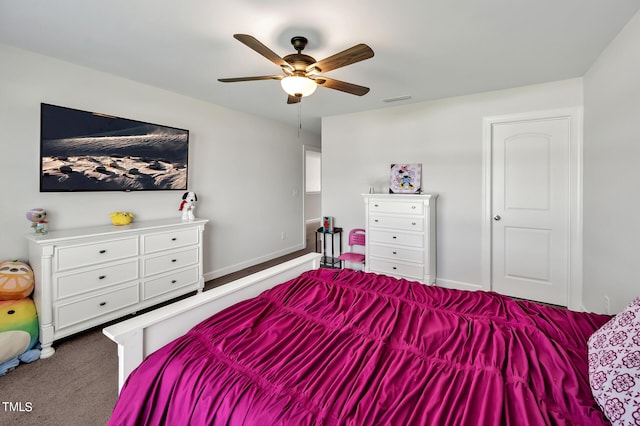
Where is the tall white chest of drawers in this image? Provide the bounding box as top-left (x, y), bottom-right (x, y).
top-left (26, 217), bottom-right (208, 357)
top-left (363, 194), bottom-right (437, 285)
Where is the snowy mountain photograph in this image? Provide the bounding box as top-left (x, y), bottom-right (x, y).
top-left (40, 103), bottom-right (188, 192)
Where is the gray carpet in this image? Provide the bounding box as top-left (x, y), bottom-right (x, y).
top-left (0, 326), bottom-right (118, 426)
top-left (0, 224), bottom-right (318, 425)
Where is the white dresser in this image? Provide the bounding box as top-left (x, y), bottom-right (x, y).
top-left (26, 217), bottom-right (208, 358)
top-left (363, 194), bottom-right (437, 284)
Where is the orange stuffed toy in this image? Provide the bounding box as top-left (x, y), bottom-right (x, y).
top-left (0, 261), bottom-right (35, 300)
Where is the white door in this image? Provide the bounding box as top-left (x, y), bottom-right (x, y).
top-left (491, 117), bottom-right (570, 306)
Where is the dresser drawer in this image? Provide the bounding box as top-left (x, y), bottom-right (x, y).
top-left (370, 215), bottom-right (424, 231)
top-left (56, 283), bottom-right (139, 330)
top-left (142, 228), bottom-right (199, 254)
top-left (143, 247), bottom-right (199, 276)
top-left (369, 258), bottom-right (423, 281)
top-left (369, 244), bottom-right (424, 263)
top-left (56, 259), bottom-right (139, 299)
top-left (368, 200), bottom-right (424, 215)
top-left (369, 229), bottom-right (424, 248)
top-left (142, 266), bottom-right (199, 300)
top-left (55, 237), bottom-right (139, 271)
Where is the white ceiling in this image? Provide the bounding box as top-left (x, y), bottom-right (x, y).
top-left (1, 1), bottom-right (639, 134)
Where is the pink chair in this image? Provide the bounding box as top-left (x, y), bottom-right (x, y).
top-left (338, 228), bottom-right (366, 269)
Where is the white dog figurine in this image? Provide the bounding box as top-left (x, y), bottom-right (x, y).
top-left (179, 192), bottom-right (197, 221)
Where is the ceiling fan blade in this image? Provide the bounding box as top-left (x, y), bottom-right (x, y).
top-left (287, 95), bottom-right (301, 104)
top-left (218, 75), bottom-right (283, 83)
top-left (233, 34), bottom-right (294, 72)
top-left (307, 44), bottom-right (374, 74)
top-left (314, 77), bottom-right (370, 96)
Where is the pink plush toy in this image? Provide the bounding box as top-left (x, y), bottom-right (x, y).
top-left (26, 208), bottom-right (48, 235)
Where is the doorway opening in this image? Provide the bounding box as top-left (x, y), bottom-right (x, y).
top-left (303, 146), bottom-right (322, 250)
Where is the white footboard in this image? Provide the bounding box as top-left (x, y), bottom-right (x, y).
top-left (103, 252), bottom-right (322, 391)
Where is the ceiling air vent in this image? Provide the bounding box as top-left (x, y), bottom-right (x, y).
top-left (383, 95), bottom-right (412, 103)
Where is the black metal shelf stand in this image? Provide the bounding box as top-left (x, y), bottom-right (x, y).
top-left (315, 227), bottom-right (343, 268)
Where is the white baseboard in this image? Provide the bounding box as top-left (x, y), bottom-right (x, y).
top-left (580, 303), bottom-right (608, 314)
top-left (436, 278), bottom-right (485, 292)
top-left (204, 243), bottom-right (305, 281)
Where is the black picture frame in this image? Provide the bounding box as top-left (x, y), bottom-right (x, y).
top-left (40, 103), bottom-right (189, 192)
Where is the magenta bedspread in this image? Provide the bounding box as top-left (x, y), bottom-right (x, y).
top-left (109, 268), bottom-right (611, 425)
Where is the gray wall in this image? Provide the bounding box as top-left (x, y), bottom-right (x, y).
top-left (322, 79), bottom-right (583, 298)
top-left (5, 6), bottom-right (639, 312)
top-left (0, 43), bottom-right (320, 279)
top-left (321, 8), bottom-right (640, 314)
top-left (305, 193), bottom-right (321, 223)
top-left (583, 10), bottom-right (640, 314)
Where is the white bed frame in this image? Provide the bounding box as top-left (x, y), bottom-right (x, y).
top-left (103, 252), bottom-right (322, 391)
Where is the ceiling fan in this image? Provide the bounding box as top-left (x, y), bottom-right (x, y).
top-left (218, 34), bottom-right (374, 104)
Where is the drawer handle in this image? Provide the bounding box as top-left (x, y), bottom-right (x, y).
top-left (171, 237), bottom-right (177, 241)
top-left (99, 301), bottom-right (107, 307)
top-left (374, 219), bottom-right (379, 222)
top-left (98, 275), bottom-right (106, 280)
top-left (411, 206), bottom-right (416, 209)
top-left (171, 280), bottom-right (177, 284)
top-left (392, 266), bottom-right (397, 270)
top-left (99, 249), bottom-right (107, 254)
top-left (392, 236), bottom-right (397, 239)
top-left (171, 259), bottom-right (177, 263)
top-left (411, 222), bottom-right (416, 226)
top-left (392, 251), bottom-right (397, 255)
top-left (374, 204), bottom-right (379, 207)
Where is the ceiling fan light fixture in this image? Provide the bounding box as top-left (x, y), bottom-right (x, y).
top-left (281, 76), bottom-right (317, 97)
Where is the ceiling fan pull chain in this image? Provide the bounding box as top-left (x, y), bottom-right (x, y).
top-left (298, 101), bottom-right (302, 137)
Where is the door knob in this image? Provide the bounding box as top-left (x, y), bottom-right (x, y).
top-left (493, 215), bottom-right (501, 221)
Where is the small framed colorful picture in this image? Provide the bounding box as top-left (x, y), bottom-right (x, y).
top-left (322, 216), bottom-right (334, 233)
top-left (389, 163), bottom-right (422, 194)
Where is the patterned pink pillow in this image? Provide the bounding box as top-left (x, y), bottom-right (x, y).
top-left (588, 297), bottom-right (640, 424)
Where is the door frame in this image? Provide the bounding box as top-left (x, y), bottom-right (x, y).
top-left (481, 107), bottom-right (583, 310)
top-left (302, 145), bottom-right (322, 248)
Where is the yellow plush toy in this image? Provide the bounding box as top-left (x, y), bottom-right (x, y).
top-left (0, 299), bottom-right (40, 375)
top-left (109, 212), bottom-right (134, 225)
